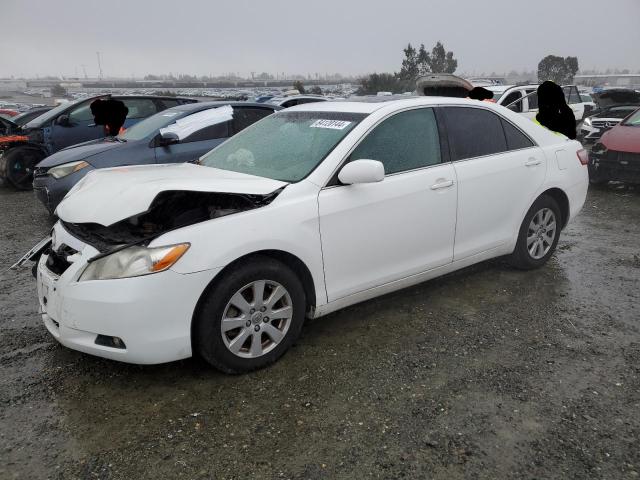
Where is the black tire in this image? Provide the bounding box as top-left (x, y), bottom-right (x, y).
top-left (588, 171), bottom-right (608, 186)
top-left (4, 146), bottom-right (45, 190)
top-left (195, 255), bottom-right (306, 374)
top-left (509, 195), bottom-right (562, 270)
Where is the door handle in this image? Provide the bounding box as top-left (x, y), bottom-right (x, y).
top-left (525, 158), bottom-right (541, 167)
top-left (430, 179), bottom-right (454, 190)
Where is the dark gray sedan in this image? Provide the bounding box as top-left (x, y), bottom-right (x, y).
top-left (33, 101), bottom-right (280, 214)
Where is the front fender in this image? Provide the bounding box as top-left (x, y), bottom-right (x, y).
top-left (153, 190), bottom-right (327, 307)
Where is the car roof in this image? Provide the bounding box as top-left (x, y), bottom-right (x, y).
top-left (284, 96), bottom-right (500, 114)
top-left (485, 85), bottom-right (513, 93)
top-left (166, 101), bottom-right (281, 114)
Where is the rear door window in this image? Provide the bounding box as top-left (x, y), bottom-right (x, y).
top-left (525, 89), bottom-right (538, 110)
top-left (563, 86), bottom-right (582, 105)
top-left (182, 122), bottom-right (230, 143)
top-left (68, 101), bottom-right (94, 123)
top-left (232, 108), bottom-right (275, 134)
top-left (121, 98), bottom-right (158, 119)
top-left (502, 91), bottom-right (523, 112)
top-left (350, 108), bottom-right (441, 174)
top-left (442, 107), bottom-right (508, 161)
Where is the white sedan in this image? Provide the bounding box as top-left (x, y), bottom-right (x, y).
top-left (28, 97), bottom-right (589, 373)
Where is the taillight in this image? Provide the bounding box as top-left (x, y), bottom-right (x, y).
top-left (576, 149), bottom-right (589, 166)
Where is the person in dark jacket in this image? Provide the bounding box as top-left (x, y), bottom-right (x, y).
top-left (536, 81), bottom-right (576, 139)
top-left (90, 98), bottom-right (129, 136)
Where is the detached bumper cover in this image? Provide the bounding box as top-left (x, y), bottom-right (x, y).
top-left (37, 222), bottom-right (222, 364)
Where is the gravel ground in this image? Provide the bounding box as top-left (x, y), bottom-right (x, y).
top-left (0, 184), bottom-right (639, 480)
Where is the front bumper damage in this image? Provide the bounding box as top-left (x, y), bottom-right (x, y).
top-left (36, 221), bottom-right (222, 364)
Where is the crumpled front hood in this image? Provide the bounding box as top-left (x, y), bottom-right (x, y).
top-left (56, 163), bottom-right (287, 226)
top-left (37, 139), bottom-right (122, 168)
top-left (601, 126), bottom-right (640, 154)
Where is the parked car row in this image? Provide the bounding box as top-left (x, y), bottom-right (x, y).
top-left (0, 95), bottom-right (197, 189)
top-left (33, 101), bottom-right (280, 213)
top-left (485, 84), bottom-right (593, 121)
top-left (13, 96), bottom-right (589, 373)
top-left (0, 95), bottom-right (327, 192)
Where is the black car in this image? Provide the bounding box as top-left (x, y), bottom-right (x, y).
top-left (579, 89), bottom-right (640, 144)
top-left (0, 95), bottom-right (197, 189)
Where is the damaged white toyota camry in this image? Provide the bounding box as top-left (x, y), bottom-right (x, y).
top-left (21, 98), bottom-right (588, 373)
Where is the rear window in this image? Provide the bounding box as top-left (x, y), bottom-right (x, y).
top-left (501, 118), bottom-right (535, 150)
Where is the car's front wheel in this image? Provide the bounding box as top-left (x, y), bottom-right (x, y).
top-left (4, 146), bottom-right (45, 190)
top-left (195, 256), bottom-right (306, 373)
top-left (509, 195), bottom-right (562, 270)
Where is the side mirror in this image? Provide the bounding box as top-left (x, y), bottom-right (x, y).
top-left (56, 114), bottom-right (71, 126)
top-left (338, 159), bottom-right (385, 185)
top-left (159, 130), bottom-right (179, 146)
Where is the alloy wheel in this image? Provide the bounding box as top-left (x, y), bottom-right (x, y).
top-left (526, 208), bottom-right (557, 260)
top-left (220, 280), bottom-right (293, 358)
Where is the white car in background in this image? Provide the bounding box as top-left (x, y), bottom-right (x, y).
top-left (487, 84), bottom-right (590, 121)
top-left (26, 98), bottom-right (588, 373)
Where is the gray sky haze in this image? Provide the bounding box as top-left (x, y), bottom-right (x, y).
top-left (1, 0), bottom-right (639, 78)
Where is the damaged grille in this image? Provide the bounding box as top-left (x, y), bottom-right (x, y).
top-left (33, 167), bottom-right (49, 178)
top-left (45, 244), bottom-right (78, 276)
top-left (61, 188), bottom-right (283, 253)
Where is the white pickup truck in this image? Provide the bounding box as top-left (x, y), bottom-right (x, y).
top-left (486, 84), bottom-right (591, 122)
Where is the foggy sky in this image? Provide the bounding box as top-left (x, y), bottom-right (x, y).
top-left (2, 0), bottom-right (639, 79)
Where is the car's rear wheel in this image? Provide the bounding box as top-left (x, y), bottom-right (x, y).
top-left (509, 195), bottom-right (562, 270)
top-left (4, 146), bottom-right (45, 190)
top-left (195, 256), bottom-right (306, 373)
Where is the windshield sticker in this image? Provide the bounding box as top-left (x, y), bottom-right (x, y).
top-left (310, 119), bottom-right (352, 130)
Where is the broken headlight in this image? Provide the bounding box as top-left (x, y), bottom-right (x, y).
top-left (79, 243), bottom-right (190, 281)
top-left (48, 160), bottom-right (89, 179)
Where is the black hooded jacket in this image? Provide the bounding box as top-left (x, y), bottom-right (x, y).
top-left (536, 81), bottom-right (576, 139)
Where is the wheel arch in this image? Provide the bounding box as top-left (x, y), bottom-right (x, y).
top-left (539, 187), bottom-right (570, 229)
top-left (190, 249), bottom-right (317, 348)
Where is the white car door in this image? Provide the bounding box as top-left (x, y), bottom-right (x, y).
top-left (318, 108), bottom-right (457, 302)
top-left (440, 106), bottom-right (547, 260)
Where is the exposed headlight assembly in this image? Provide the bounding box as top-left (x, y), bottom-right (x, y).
top-left (79, 243), bottom-right (190, 281)
top-left (48, 160), bottom-right (89, 179)
top-left (583, 117), bottom-right (592, 127)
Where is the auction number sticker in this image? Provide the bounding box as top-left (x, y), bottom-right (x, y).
top-left (310, 119), bottom-right (352, 130)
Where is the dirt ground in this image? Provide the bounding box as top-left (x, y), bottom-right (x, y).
top-left (0, 184), bottom-right (639, 480)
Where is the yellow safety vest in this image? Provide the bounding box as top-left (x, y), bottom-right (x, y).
top-left (532, 117), bottom-right (565, 137)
